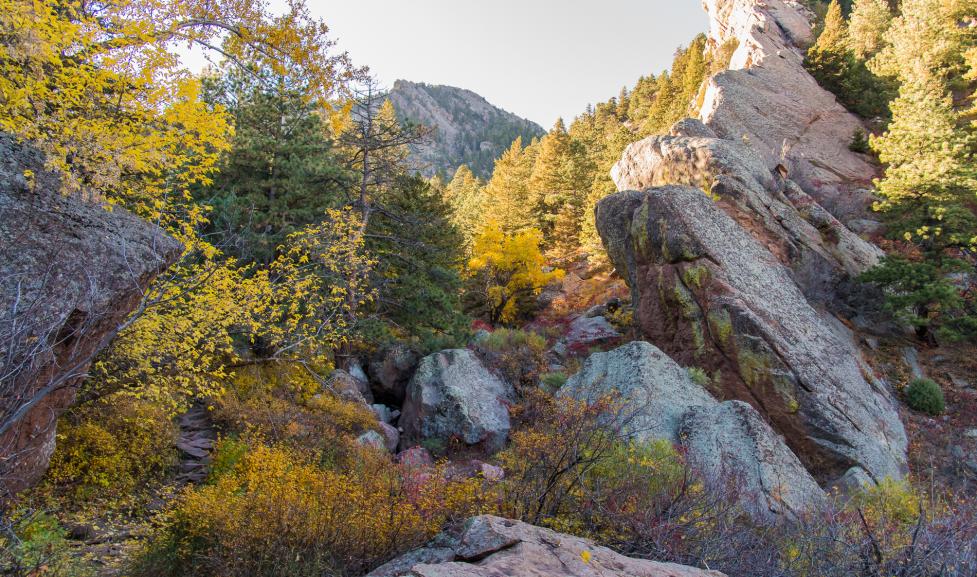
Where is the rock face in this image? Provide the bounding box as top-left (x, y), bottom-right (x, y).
top-left (562, 341), bottom-right (826, 521)
top-left (561, 342), bottom-right (715, 443)
top-left (368, 515), bottom-right (726, 577)
top-left (698, 0), bottom-right (878, 223)
top-left (595, 186), bottom-right (907, 483)
top-left (0, 135), bottom-right (181, 497)
top-left (680, 400), bottom-right (828, 521)
top-left (611, 119), bottom-right (882, 321)
top-left (400, 349), bottom-right (513, 453)
top-left (388, 80), bottom-right (545, 179)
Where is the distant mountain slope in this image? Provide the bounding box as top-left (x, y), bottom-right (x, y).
top-left (388, 80), bottom-right (545, 179)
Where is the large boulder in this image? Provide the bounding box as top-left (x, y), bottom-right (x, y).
top-left (680, 400), bottom-right (828, 522)
top-left (560, 341), bottom-right (715, 443)
top-left (400, 349), bottom-right (513, 453)
top-left (611, 121), bottom-right (883, 321)
top-left (562, 341), bottom-right (826, 521)
top-left (595, 186), bottom-right (907, 483)
top-left (368, 343), bottom-right (421, 405)
top-left (0, 135), bottom-right (181, 497)
top-left (698, 0), bottom-right (878, 224)
top-left (368, 515), bottom-right (726, 577)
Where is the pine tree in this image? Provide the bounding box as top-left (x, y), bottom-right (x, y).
top-left (862, 0), bottom-right (977, 341)
top-left (367, 175), bottom-right (469, 348)
top-left (528, 119), bottom-right (573, 235)
top-left (805, 1), bottom-right (851, 98)
top-left (847, 0), bottom-right (892, 59)
top-left (483, 137), bottom-right (538, 234)
top-left (200, 67), bottom-right (349, 265)
top-left (443, 165), bottom-right (486, 247)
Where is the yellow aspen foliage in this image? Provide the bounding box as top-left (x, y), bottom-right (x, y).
top-left (0, 0), bottom-right (354, 239)
top-left (466, 221), bottom-right (564, 325)
top-left (92, 208), bottom-right (374, 414)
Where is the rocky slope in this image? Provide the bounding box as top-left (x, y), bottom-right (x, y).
top-left (594, 0), bottom-right (908, 490)
top-left (388, 80), bottom-right (545, 179)
top-left (0, 135), bottom-right (181, 498)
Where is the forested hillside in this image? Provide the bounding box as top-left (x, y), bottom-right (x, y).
top-left (1, 1), bottom-right (976, 577)
top-left (387, 80), bottom-right (545, 179)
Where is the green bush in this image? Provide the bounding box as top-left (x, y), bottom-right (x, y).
top-left (540, 371), bottom-right (568, 392)
top-left (905, 378), bottom-right (945, 415)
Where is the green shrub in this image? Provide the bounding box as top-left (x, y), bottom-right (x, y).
top-left (540, 371), bottom-right (568, 392)
top-left (849, 129), bottom-right (870, 153)
top-left (905, 378), bottom-right (945, 415)
top-left (0, 512), bottom-right (95, 577)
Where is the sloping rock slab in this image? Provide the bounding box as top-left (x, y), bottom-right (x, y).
top-left (368, 515), bottom-right (726, 577)
top-left (698, 0), bottom-right (878, 223)
top-left (0, 134), bottom-right (181, 496)
top-left (400, 349), bottom-right (513, 453)
top-left (595, 186), bottom-right (907, 483)
top-left (562, 341), bottom-right (826, 521)
top-left (611, 121), bottom-right (881, 320)
top-left (680, 400), bottom-right (828, 522)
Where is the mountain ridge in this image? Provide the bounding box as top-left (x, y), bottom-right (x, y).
top-left (388, 79), bottom-right (546, 179)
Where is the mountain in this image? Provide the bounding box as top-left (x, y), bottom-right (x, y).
top-left (387, 80), bottom-right (546, 179)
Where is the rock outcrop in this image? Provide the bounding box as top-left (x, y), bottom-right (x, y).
top-left (562, 341), bottom-right (827, 521)
top-left (680, 400), bottom-right (828, 521)
top-left (0, 135), bottom-right (181, 497)
top-left (611, 119), bottom-right (882, 321)
top-left (561, 342), bottom-right (716, 443)
top-left (400, 349), bottom-right (513, 453)
top-left (368, 515), bottom-right (726, 577)
top-left (698, 0), bottom-right (878, 224)
top-left (595, 186), bottom-right (907, 483)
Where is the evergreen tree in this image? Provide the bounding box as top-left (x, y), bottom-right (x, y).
top-left (443, 165), bottom-right (486, 247)
top-left (367, 175), bottom-right (469, 349)
top-left (847, 0), bottom-right (892, 59)
top-left (200, 67), bottom-right (349, 264)
top-left (862, 0), bottom-right (977, 342)
top-left (483, 137), bottom-right (538, 233)
top-left (806, 0), bottom-right (893, 118)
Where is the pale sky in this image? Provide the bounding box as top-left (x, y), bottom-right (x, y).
top-left (185, 1), bottom-right (708, 128)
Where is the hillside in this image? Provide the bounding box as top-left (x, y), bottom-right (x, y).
top-left (387, 80), bottom-right (545, 179)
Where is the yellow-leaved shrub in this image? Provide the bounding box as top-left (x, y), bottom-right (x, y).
top-left (134, 441), bottom-right (488, 577)
top-left (45, 396), bottom-right (178, 503)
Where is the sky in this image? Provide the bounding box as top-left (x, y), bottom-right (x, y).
top-left (320, 1), bottom-right (708, 127)
top-left (184, 1), bottom-right (708, 128)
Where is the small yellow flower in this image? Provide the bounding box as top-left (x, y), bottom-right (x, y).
top-left (581, 550), bottom-right (592, 564)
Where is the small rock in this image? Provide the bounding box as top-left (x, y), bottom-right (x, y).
top-left (379, 422), bottom-right (400, 453)
top-left (348, 359), bottom-right (369, 384)
top-left (831, 467), bottom-right (875, 495)
top-left (372, 404), bottom-right (396, 424)
top-left (564, 315), bottom-right (621, 352)
top-left (964, 429), bottom-right (977, 439)
top-left (328, 369), bottom-right (373, 404)
top-left (356, 430), bottom-right (386, 451)
top-left (950, 374), bottom-right (972, 390)
top-left (951, 445), bottom-right (966, 460)
top-left (444, 460), bottom-right (505, 483)
top-left (397, 446), bottom-right (435, 469)
top-left (901, 347), bottom-right (925, 380)
top-left (368, 344), bottom-right (421, 404)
